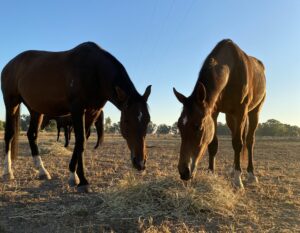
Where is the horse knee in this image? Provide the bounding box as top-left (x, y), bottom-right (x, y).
top-left (232, 138), bottom-right (243, 152)
top-left (27, 130), bottom-right (37, 141)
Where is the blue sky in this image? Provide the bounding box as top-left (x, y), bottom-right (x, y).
top-left (0, 1), bottom-right (300, 126)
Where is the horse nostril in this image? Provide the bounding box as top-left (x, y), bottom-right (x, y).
top-left (179, 167), bottom-right (191, 181)
top-left (132, 157), bottom-right (146, 171)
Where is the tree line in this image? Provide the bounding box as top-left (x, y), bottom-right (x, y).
top-left (0, 116), bottom-right (299, 137)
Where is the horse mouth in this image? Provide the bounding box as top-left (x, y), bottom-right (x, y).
top-left (131, 153), bottom-right (146, 171)
top-left (180, 170), bottom-right (195, 181)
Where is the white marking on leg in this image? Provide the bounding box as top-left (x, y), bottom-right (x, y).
top-left (33, 156), bottom-right (51, 179)
top-left (247, 172), bottom-right (258, 183)
top-left (183, 116), bottom-right (188, 125)
top-left (138, 111), bottom-right (143, 122)
top-left (233, 170), bottom-right (244, 189)
top-left (69, 171), bottom-right (79, 186)
top-left (3, 150), bottom-right (14, 179)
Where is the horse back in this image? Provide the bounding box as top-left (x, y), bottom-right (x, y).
top-left (1, 42), bottom-right (108, 115)
top-left (203, 40), bottom-right (266, 113)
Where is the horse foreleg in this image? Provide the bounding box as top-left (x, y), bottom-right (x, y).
top-left (246, 100), bottom-right (264, 184)
top-left (94, 111), bottom-right (104, 149)
top-left (232, 113), bottom-right (248, 189)
top-left (64, 126), bottom-right (69, 147)
top-left (69, 108), bottom-right (89, 192)
top-left (56, 125), bottom-right (60, 142)
top-left (207, 112), bottom-right (219, 173)
top-left (28, 111), bottom-right (51, 180)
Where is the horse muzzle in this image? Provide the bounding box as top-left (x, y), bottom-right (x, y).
top-left (179, 167), bottom-right (194, 181)
top-left (131, 153), bottom-right (146, 171)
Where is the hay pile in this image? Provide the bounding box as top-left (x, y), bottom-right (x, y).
top-left (97, 171), bottom-right (241, 223)
top-left (39, 142), bottom-right (71, 157)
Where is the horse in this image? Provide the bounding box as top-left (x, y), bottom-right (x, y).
top-left (173, 39), bottom-right (266, 189)
top-left (1, 42), bottom-right (151, 192)
top-left (41, 110), bottom-right (104, 149)
top-left (41, 115), bottom-right (73, 147)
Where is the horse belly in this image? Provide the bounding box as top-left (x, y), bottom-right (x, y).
top-left (19, 79), bottom-right (70, 115)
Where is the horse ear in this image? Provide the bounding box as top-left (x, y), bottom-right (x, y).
top-left (143, 85), bottom-right (152, 102)
top-left (115, 86), bottom-right (127, 102)
top-left (173, 87), bottom-right (186, 104)
top-left (196, 82), bottom-right (206, 104)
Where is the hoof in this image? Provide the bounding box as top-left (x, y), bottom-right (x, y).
top-left (77, 185), bottom-right (91, 193)
top-left (39, 173), bottom-right (52, 180)
top-left (68, 172), bottom-right (80, 187)
top-left (68, 178), bottom-right (79, 187)
top-left (247, 173), bottom-right (259, 184)
top-left (233, 180), bottom-right (244, 189)
top-left (233, 170), bottom-right (244, 189)
top-left (2, 172), bottom-right (14, 181)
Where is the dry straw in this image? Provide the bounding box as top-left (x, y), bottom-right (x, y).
top-left (97, 171), bottom-right (242, 223)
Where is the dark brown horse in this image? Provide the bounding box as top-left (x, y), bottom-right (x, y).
top-left (1, 42), bottom-right (151, 192)
top-left (41, 110), bottom-right (104, 149)
top-left (41, 115), bottom-right (73, 147)
top-left (173, 39), bottom-right (266, 188)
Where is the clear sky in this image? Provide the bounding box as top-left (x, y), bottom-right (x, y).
top-left (0, 1), bottom-right (300, 126)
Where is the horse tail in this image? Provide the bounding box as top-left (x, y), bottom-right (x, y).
top-left (11, 105), bottom-right (20, 160)
top-left (94, 111), bottom-right (104, 149)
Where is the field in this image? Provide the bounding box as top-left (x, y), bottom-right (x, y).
top-left (0, 132), bottom-right (300, 232)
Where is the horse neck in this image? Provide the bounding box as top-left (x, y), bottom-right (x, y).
top-left (193, 69), bottom-right (228, 110)
top-left (107, 70), bottom-right (140, 110)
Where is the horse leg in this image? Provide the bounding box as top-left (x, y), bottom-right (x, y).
top-left (68, 108), bottom-right (88, 192)
top-left (69, 126), bottom-right (72, 141)
top-left (3, 103), bottom-right (20, 180)
top-left (56, 124), bottom-right (60, 142)
top-left (94, 110), bottom-right (104, 149)
top-left (64, 126), bottom-right (69, 147)
top-left (225, 114), bottom-right (235, 176)
top-left (28, 111), bottom-right (51, 180)
top-left (207, 112), bottom-right (219, 173)
top-left (246, 102), bottom-right (264, 183)
top-left (226, 113), bottom-right (247, 189)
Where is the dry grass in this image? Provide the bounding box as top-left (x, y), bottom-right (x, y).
top-left (0, 133), bottom-right (300, 232)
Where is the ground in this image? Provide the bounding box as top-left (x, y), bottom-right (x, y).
top-left (0, 132), bottom-right (300, 233)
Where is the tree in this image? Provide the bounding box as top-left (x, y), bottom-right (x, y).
top-left (156, 124), bottom-right (171, 134)
top-left (20, 114), bottom-right (30, 131)
top-left (104, 117), bottom-right (112, 133)
top-left (147, 121), bottom-right (157, 134)
top-left (170, 122), bottom-right (178, 135)
top-left (43, 120), bottom-right (57, 132)
top-left (256, 119), bottom-right (300, 137)
top-left (0, 120), bottom-right (5, 131)
top-left (109, 122), bottom-right (120, 134)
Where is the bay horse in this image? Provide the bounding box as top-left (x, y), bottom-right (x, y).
top-left (1, 42), bottom-right (151, 192)
top-left (173, 39), bottom-right (266, 189)
top-left (41, 115), bottom-right (73, 147)
top-left (41, 110), bottom-right (104, 149)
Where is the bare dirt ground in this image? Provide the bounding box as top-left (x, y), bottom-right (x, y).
top-left (0, 132), bottom-right (300, 233)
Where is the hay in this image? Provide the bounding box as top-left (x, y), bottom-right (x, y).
top-left (39, 142), bottom-right (71, 157)
top-left (97, 171), bottom-right (241, 223)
